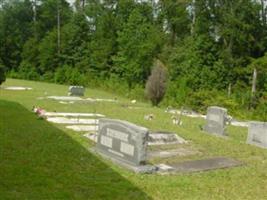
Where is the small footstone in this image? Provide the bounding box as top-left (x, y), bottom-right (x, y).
top-left (168, 157), bottom-right (242, 173)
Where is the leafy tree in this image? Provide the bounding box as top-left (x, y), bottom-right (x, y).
top-left (0, 0), bottom-right (34, 71)
top-left (113, 3), bottom-right (163, 87)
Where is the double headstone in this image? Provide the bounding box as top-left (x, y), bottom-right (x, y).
top-left (247, 121), bottom-right (267, 149)
top-left (95, 118), bottom-right (155, 173)
top-left (204, 106), bottom-right (227, 136)
top-left (68, 86), bottom-right (85, 96)
top-left (96, 118), bottom-right (148, 166)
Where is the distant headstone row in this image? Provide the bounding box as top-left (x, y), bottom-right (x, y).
top-left (68, 86), bottom-right (85, 96)
top-left (203, 106), bottom-right (267, 149)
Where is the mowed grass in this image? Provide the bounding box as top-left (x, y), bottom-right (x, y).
top-left (1, 78), bottom-right (267, 199)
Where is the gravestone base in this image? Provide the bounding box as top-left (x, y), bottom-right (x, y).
top-left (90, 147), bottom-right (157, 174)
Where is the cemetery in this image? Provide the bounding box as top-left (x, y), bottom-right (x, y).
top-left (2, 1), bottom-right (267, 198)
top-left (1, 78), bottom-right (267, 199)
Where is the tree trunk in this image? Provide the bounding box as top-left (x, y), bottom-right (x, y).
top-left (250, 68), bottom-right (257, 109)
top-left (57, 0), bottom-right (61, 54)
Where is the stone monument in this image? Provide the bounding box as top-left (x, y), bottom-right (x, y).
top-left (95, 118), bottom-right (156, 173)
top-left (247, 121), bottom-right (267, 149)
top-left (204, 106), bottom-right (227, 136)
top-left (68, 86), bottom-right (85, 96)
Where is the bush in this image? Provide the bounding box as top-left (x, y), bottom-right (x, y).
top-left (162, 78), bottom-right (190, 107)
top-left (54, 65), bottom-right (86, 86)
top-left (0, 63), bottom-right (6, 85)
top-left (145, 60), bottom-right (168, 106)
top-left (18, 61), bottom-right (40, 80)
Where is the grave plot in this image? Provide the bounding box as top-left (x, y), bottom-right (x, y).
top-left (92, 118), bottom-right (242, 174)
top-left (45, 96), bottom-right (118, 103)
top-left (43, 112), bottom-right (104, 140)
top-left (148, 131), bottom-right (188, 146)
top-left (47, 117), bottom-right (98, 124)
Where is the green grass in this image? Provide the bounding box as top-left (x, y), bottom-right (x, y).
top-left (1, 78), bottom-right (267, 199)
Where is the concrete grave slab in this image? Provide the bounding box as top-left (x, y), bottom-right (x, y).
top-left (44, 112), bottom-right (105, 118)
top-left (46, 96), bottom-right (118, 103)
top-left (47, 117), bottom-right (98, 124)
top-left (3, 86), bottom-right (32, 90)
top-left (168, 157), bottom-right (242, 173)
top-left (47, 96), bottom-right (83, 101)
top-left (66, 125), bottom-right (98, 132)
top-left (148, 132), bottom-right (188, 146)
top-left (147, 147), bottom-right (198, 159)
top-left (247, 121), bottom-right (267, 149)
top-left (204, 106), bottom-right (228, 136)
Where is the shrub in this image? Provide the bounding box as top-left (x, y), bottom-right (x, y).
top-left (145, 60), bottom-right (168, 106)
top-left (18, 61), bottom-right (40, 80)
top-left (0, 63), bottom-right (6, 85)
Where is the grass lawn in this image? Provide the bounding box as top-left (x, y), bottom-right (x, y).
top-left (1, 78), bottom-right (267, 199)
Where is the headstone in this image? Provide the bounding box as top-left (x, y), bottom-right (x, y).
top-left (96, 118), bottom-right (148, 166)
top-left (204, 106), bottom-right (227, 136)
top-left (68, 86), bottom-right (85, 96)
top-left (247, 121), bottom-right (267, 149)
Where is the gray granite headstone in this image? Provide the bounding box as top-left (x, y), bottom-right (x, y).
top-left (247, 121), bottom-right (267, 149)
top-left (68, 86), bottom-right (85, 96)
top-left (96, 118), bottom-right (149, 166)
top-left (204, 106), bottom-right (227, 136)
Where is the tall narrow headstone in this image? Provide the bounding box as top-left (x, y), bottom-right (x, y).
top-left (247, 121), bottom-right (267, 149)
top-left (204, 106), bottom-right (227, 136)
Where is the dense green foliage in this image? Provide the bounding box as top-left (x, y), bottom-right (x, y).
top-left (1, 0), bottom-right (267, 119)
top-left (0, 61), bottom-right (5, 85)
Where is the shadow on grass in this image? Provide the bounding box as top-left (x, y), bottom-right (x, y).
top-left (0, 100), bottom-right (151, 200)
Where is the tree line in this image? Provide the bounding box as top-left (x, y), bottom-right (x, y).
top-left (1, 0), bottom-right (267, 119)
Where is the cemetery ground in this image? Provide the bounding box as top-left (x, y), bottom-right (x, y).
top-left (1, 79), bottom-right (267, 199)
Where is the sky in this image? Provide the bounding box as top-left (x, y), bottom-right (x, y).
top-left (66, 0), bottom-right (75, 5)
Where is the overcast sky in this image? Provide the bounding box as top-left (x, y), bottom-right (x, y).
top-left (66, 0), bottom-right (75, 5)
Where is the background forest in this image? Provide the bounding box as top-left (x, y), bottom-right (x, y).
top-left (1, 0), bottom-right (267, 120)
